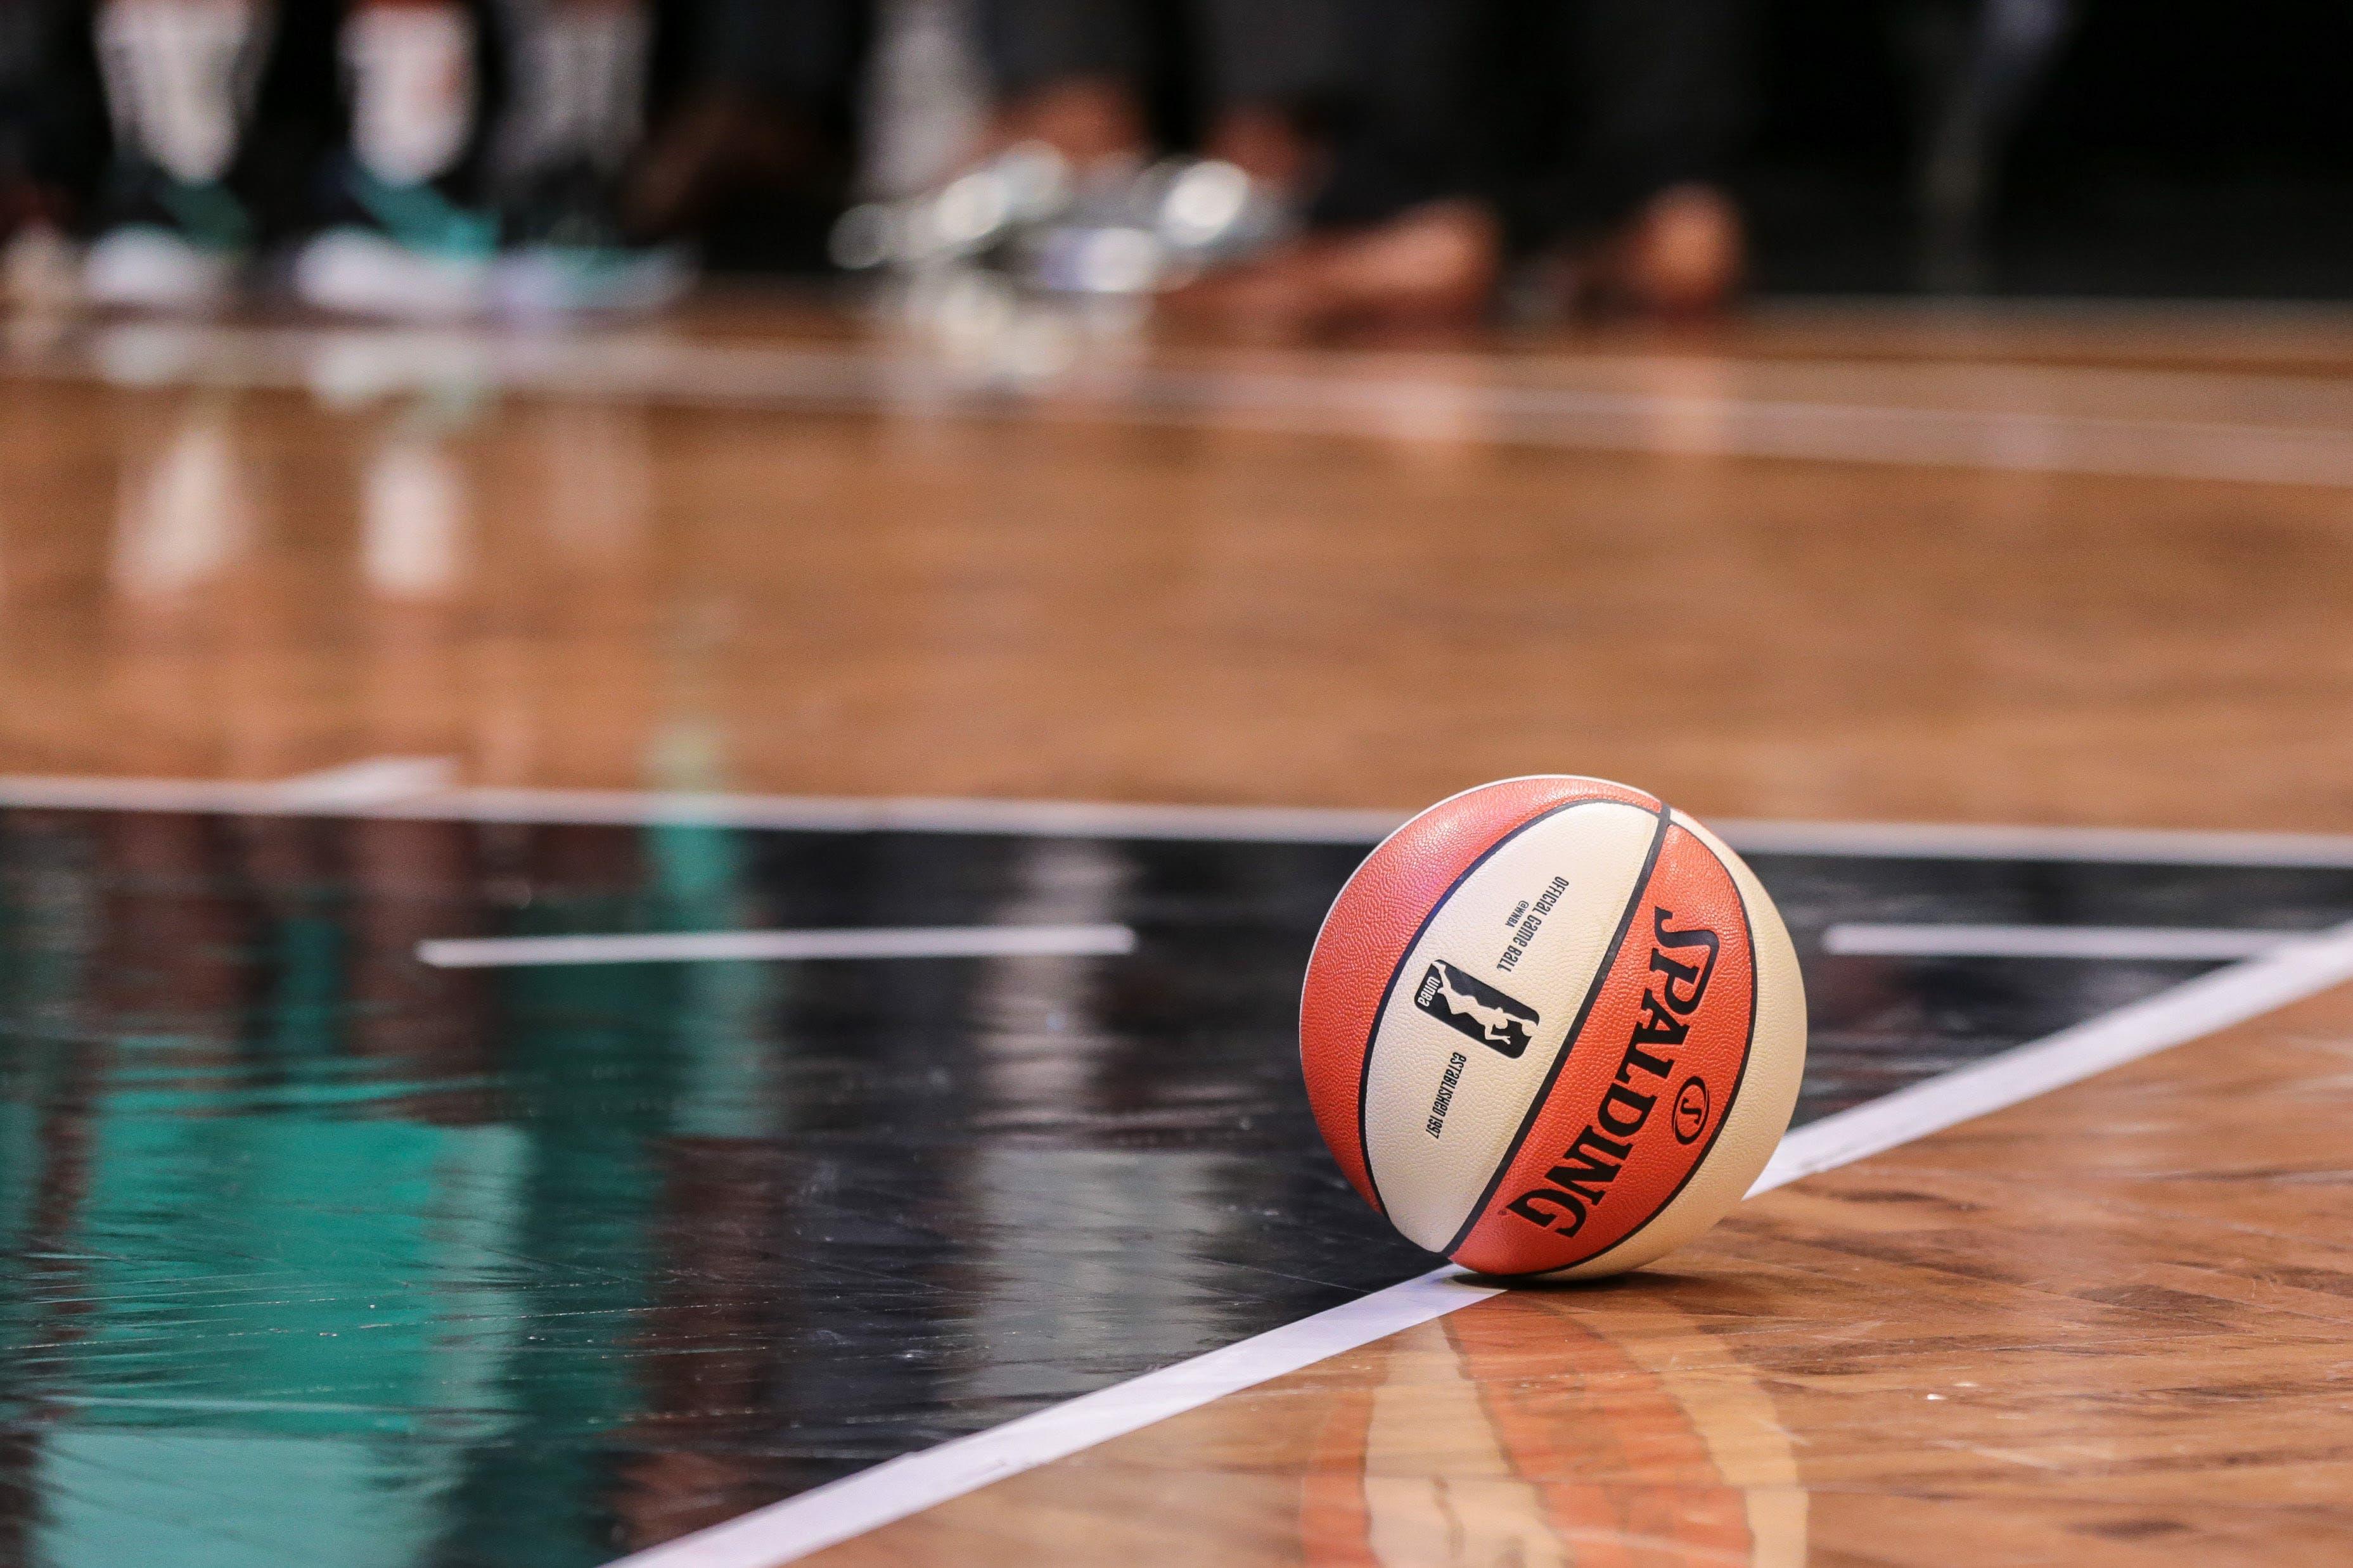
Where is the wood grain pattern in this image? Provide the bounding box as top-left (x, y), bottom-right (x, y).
top-left (5, 302), bottom-right (2352, 1564)
top-left (812, 980), bottom-right (2353, 1565)
top-left (4, 307), bottom-right (2353, 833)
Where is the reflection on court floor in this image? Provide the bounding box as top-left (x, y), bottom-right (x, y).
top-left (1304, 1293), bottom-right (1805, 1567)
top-left (3, 801), bottom-right (2350, 1565)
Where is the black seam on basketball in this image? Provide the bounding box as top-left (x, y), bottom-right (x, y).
top-left (1350, 793), bottom-right (1655, 1223)
top-left (1477, 822), bottom-right (1765, 1279)
top-left (1437, 803), bottom-right (1671, 1259)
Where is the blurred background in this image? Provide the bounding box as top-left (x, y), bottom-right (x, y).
top-left (6, 0), bottom-right (2352, 324)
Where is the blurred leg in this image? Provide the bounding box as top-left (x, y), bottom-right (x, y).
top-left (94, 0), bottom-right (266, 188)
top-left (980, 0), bottom-right (1139, 105)
top-left (0, 0), bottom-right (75, 193)
top-left (291, 0), bottom-right (497, 317)
top-left (1563, 0), bottom-right (1756, 315)
top-left (1573, 0), bottom-right (1751, 221)
top-left (492, 0), bottom-right (646, 186)
top-left (343, 0), bottom-right (475, 189)
top-left (82, 0), bottom-right (269, 308)
top-left (489, 0), bottom-right (691, 313)
top-left (1918, 0), bottom-right (2077, 291)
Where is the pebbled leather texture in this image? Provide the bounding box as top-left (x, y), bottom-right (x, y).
top-left (1299, 776), bottom-right (1660, 1218)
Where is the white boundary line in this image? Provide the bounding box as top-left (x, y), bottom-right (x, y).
top-left (605, 914), bottom-right (2353, 1568)
top-left (607, 1268), bottom-right (1499, 1568)
top-left (416, 923), bottom-right (1137, 969)
top-left (1821, 922), bottom-right (2297, 961)
top-left (6, 771), bottom-right (2353, 865)
top-left (0, 774), bottom-right (1406, 843)
top-left (1752, 915), bottom-right (2353, 1189)
top-left (272, 756), bottom-right (459, 807)
top-left (26, 323), bottom-right (2353, 487)
top-left (1715, 816), bottom-right (2353, 868)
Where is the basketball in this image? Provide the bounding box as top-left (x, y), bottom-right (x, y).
top-left (1300, 777), bottom-right (1806, 1278)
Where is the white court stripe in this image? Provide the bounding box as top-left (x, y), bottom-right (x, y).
top-left (1752, 914), bottom-right (2353, 1192)
top-left (598, 912), bottom-right (2353, 1568)
top-left (1712, 816), bottom-right (2353, 867)
top-left (1821, 922), bottom-right (2301, 961)
top-left (0, 775), bottom-right (1406, 843)
top-left (8, 771), bottom-right (2353, 867)
top-left (431, 786), bottom-right (1407, 843)
top-left (602, 1269), bottom-right (1496, 1568)
top-left (416, 923), bottom-right (1136, 969)
top-left (271, 755), bottom-right (457, 806)
top-left (33, 322), bottom-right (2353, 487)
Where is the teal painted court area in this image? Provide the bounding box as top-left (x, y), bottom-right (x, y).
top-left (6, 789), bottom-right (2353, 1566)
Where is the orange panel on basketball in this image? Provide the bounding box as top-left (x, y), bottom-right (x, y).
top-left (1451, 821), bottom-right (1755, 1275)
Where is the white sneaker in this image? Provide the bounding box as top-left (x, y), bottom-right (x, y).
top-left (293, 226), bottom-right (494, 321)
top-left (83, 224), bottom-right (243, 312)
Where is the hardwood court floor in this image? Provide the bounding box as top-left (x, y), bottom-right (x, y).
top-left (816, 983), bottom-right (2353, 1567)
top-left (6, 300), bottom-right (2353, 1568)
top-left (4, 303), bottom-right (2353, 829)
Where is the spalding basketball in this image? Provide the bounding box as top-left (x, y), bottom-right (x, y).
top-left (1300, 777), bottom-right (1804, 1277)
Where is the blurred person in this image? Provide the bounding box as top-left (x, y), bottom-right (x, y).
top-left (486, 0), bottom-right (689, 310)
top-left (961, 0), bottom-right (1754, 328)
top-left (80, 0), bottom-right (678, 316)
top-left (297, 0), bottom-right (684, 316)
top-left (1534, 0), bottom-right (1754, 318)
top-left (1180, 0), bottom-right (1757, 328)
top-left (82, 0), bottom-right (272, 308)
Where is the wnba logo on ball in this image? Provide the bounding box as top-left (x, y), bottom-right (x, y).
top-left (1414, 960), bottom-right (1539, 1059)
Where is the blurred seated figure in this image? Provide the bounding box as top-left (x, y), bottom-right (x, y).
top-left (852, 0), bottom-right (1756, 329)
top-left (1513, 0), bottom-right (1756, 320)
top-left (79, 0), bottom-right (683, 316)
top-left (1178, 0), bottom-right (1758, 328)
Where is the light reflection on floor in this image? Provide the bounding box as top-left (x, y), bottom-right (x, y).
top-left (3, 807), bottom-right (2350, 1565)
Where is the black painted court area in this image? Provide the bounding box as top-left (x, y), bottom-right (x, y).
top-left (3, 805), bottom-right (2351, 1567)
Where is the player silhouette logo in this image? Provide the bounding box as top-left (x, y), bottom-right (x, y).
top-left (1413, 960), bottom-right (1540, 1059)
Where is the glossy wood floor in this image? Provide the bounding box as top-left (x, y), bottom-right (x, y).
top-left (6, 298), bottom-right (2353, 1566)
top-left (817, 983), bottom-right (2353, 1567)
top-left (4, 300), bottom-right (2353, 831)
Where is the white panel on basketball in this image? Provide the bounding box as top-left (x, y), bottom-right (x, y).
top-left (1361, 799), bottom-right (1660, 1252)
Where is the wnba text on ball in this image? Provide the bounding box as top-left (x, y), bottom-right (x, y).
top-left (1496, 875), bottom-right (1572, 972)
top-left (1501, 908), bottom-right (1723, 1236)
